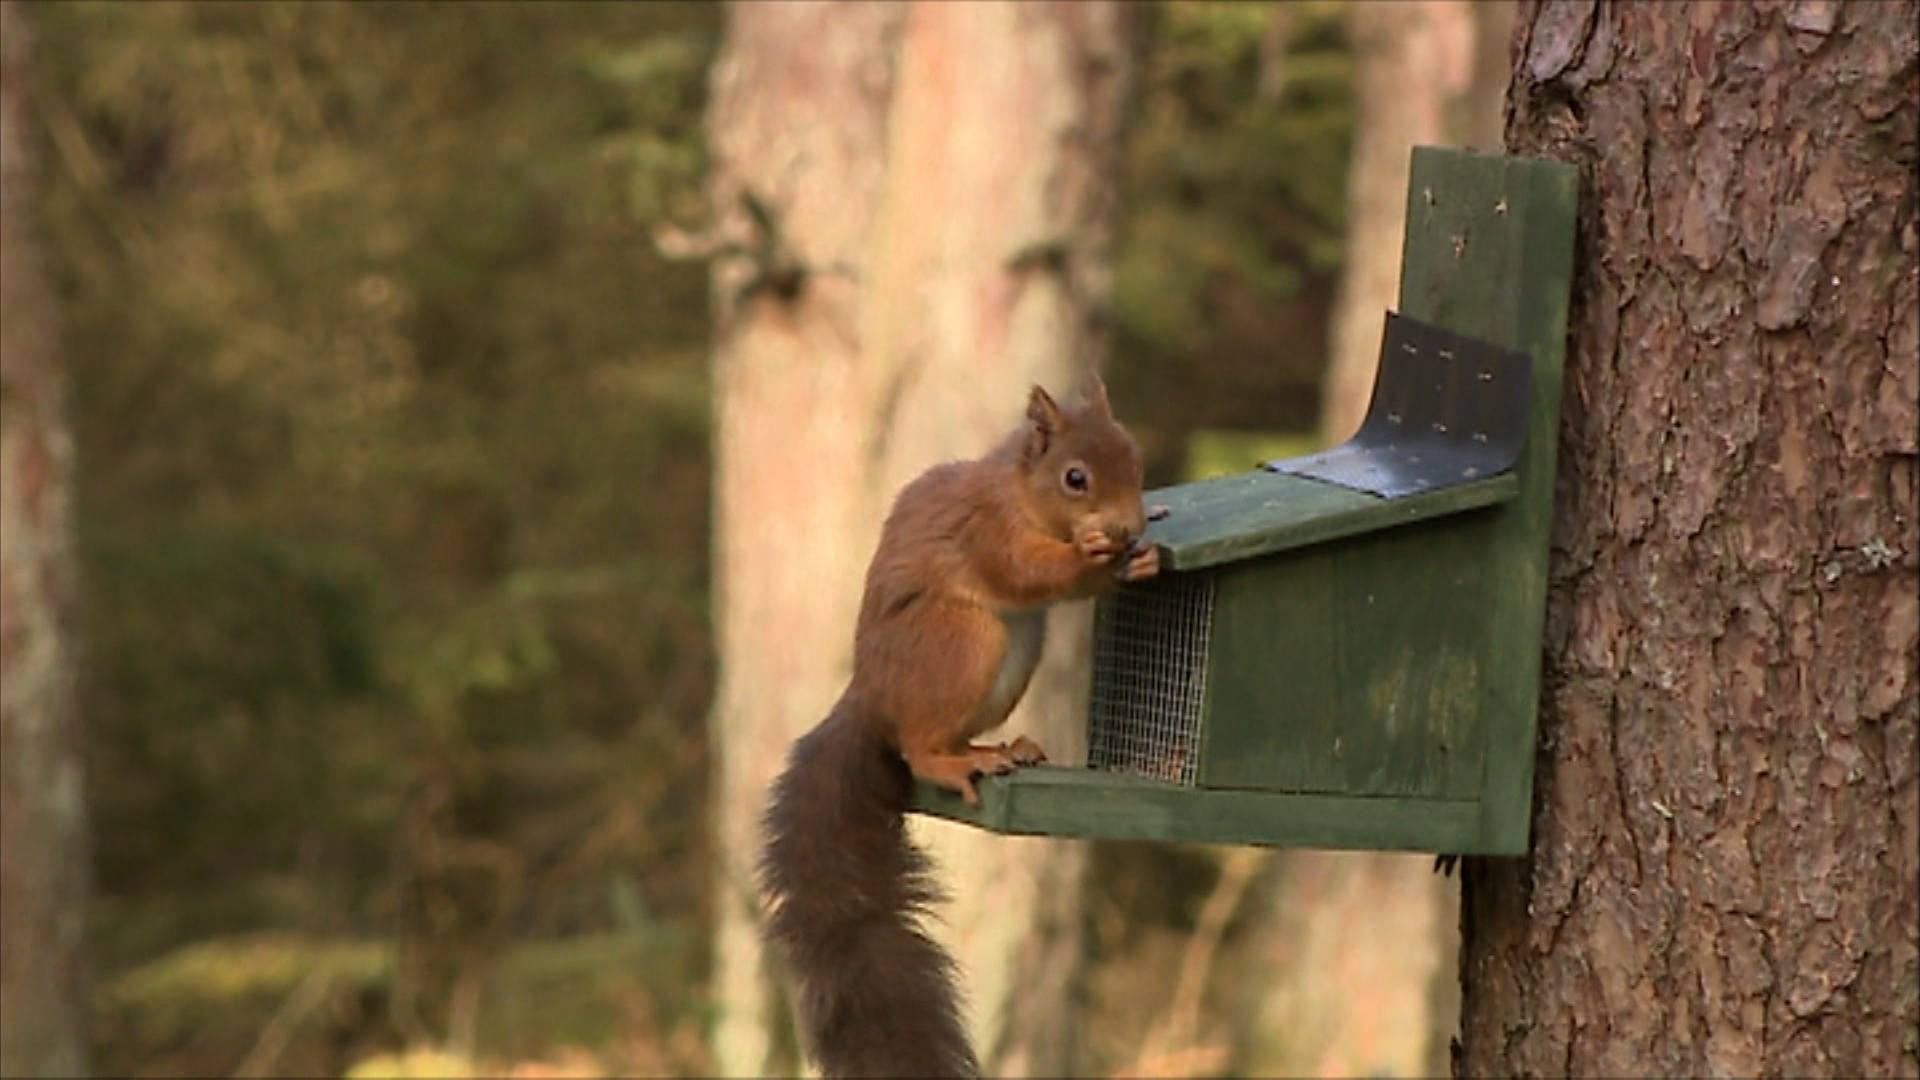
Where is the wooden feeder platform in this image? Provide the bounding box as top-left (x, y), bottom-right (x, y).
top-left (911, 147), bottom-right (1578, 856)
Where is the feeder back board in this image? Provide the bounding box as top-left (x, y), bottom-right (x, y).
top-left (911, 147), bottom-right (1578, 855)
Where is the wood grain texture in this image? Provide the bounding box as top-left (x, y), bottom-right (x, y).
top-left (912, 764), bottom-right (1484, 852)
top-left (1145, 468), bottom-right (1517, 572)
top-left (1200, 512), bottom-right (1497, 802)
top-left (1396, 148), bottom-right (1579, 853)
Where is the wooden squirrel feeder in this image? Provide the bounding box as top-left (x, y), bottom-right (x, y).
top-left (911, 148), bottom-right (1578, 855)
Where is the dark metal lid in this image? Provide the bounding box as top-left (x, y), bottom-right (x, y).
top-left (1265, 311), bottom-right (1532, 499)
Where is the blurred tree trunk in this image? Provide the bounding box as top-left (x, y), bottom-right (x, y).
top-left (0, 3), bottom-right (91, 1077)
top-left (1321, 0), bottom-right (1502, 446)
top-left (1459, 2), bottom-right (1918, 1076)
top-left (1245, 850), bottom-right (1460, 1078)
top-left (1241, 4), bottom-right (1512, 1078)
top-left (1255, 2), bottom-right (1297, 105)
top-left (703, 3), bottom-right (1136, 1075)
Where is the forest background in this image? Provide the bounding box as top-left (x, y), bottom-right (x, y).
top-left (13, 2), bottom-right (1908, 1079)
top-left (9, 2), bottom-right (1440, 1074)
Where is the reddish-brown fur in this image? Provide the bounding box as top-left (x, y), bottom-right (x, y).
top-left (759, 379), bottom-right (1156, 1078)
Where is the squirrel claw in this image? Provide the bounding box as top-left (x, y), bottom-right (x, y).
top-left (965, 743), bottom-right (1019, 776)
top-left (961, 738), bottom-right (1046, 782)
top-left (908, 751), bottom-right (990, 805)
top-left (1118, 540), bottom-right (1160, 582)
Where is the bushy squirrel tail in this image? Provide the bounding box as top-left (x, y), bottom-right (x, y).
top-left (759, 700), bottom-right (978, 1079)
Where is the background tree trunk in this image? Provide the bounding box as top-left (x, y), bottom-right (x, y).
top-left (0, 3), bottom-right (92, 1076)
top-left (703, 7), bottom-right (901, 1073)
top-left (1245, 4), bottom-right (1512, 1077)
top-left (1459, 2), bottom-right (1918, 1075)
top-left (703, 3), bottom-right (1136, 1075)
top-left (1320, 0), bottom-right (1500, 446)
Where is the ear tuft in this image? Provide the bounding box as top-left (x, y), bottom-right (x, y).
top-left (1026, 385), bottom-right (1062, 459)
top-left (1084, 372), bottom-right (1112, 418)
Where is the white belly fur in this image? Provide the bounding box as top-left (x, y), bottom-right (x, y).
top-left (975, 609), bottom-right (1046, 734)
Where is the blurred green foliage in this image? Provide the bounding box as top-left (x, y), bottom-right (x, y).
top-left (27, 1), bottom-right (1352, 1074)
top-left (34, 1), bottom-right (720, 1073)
top-left (1111, 0), bottom-right (1351, 481)
top-left (1183, 428), bottom-right (1322, 481)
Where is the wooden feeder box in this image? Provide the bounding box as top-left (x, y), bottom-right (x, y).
top-left (911, 148), bottom-right (1577, 854)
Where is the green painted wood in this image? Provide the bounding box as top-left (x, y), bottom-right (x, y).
top-left (1198, 510), bottom-right (1493, 799)
top-left (909, 764), bottom-right (1487, 853)
top-left (1396, 147), bottom-right (1577, 854)
top-left (1144, 469), bottom-right (1517, 572)
top-left (904, 148), bottom-right (1575, 855)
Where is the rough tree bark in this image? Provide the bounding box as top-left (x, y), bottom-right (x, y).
top-left (0, 3), bottom-right (92, 1076)
top-left (703, 4), bottom-right (1136, 1075)
top-left (1459, 2), bottom-right (1919, 1076)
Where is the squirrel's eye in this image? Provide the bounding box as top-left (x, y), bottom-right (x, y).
top-left (1063, 465), bottom-right (1089, 492)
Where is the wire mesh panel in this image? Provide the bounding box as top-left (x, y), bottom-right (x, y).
top-left (1087, 573), bottom-right (1214, 785)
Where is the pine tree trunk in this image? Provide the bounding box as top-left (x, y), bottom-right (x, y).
top-left (1459, 2), bottom-right (1919, 1075)
top-left (0, 3), bottom-right (92, 1076)
top-left (704, 3), bottom-right (1136, 1074)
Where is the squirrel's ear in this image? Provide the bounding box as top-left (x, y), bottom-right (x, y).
top-left (1025, 385), bottom-right (1063, 459)
top-left (1084, 372), bottom-right (1112, 418)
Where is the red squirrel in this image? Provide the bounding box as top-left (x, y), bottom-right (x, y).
top-left (759, 378), bottom-right (1158, 1078)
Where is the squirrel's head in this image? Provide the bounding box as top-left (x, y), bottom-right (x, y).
top-left (1017, 375), bottom-right (1147, 549)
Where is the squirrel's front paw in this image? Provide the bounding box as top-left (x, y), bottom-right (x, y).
top-left (1004, 735), bottom-right (1048, 765)
top-left (1076, 530), bottom-right (1123, 565)
top-left (1117, 537), bottom-right (1160, 582)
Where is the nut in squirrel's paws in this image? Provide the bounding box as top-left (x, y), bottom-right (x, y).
top-left (1076, 530), bottom-right (1124, 565)
top-left (1004, 735), bottom-right (1047, 766)
top-left (1117, 536), bottom-right (1161, 582)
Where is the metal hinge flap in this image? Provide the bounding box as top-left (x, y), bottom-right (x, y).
top-left (1265, 311), bottom-right (1533, 499)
